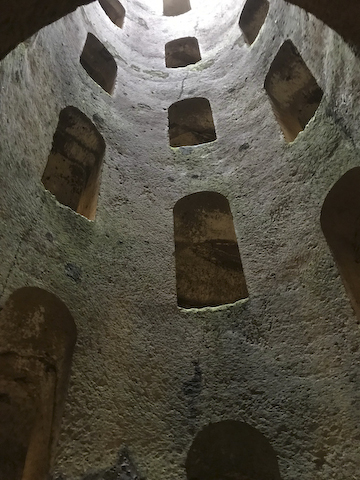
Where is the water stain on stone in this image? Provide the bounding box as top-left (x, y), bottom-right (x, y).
top-left (82, 448), bottom-right (143, 480)
top-left (65, 263), bottom-right (82, 283)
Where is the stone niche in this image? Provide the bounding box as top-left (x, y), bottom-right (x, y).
top-left (186, 421), bottom-right (281, 480)
top-left (41, 106), bottom-right (105, 220)
top-left (168, 98), bottom-right (217, 147)
top-left (321, 167), bottom-right (360, 322)
top-left (0, 288), bottom-right (76, 480)
top-left (239, 0), bottom-right (269, 45)
top-left (99, 0), bottom-right (126, 28)
top-left (80, 32), bottom-right (117, 94)
top-left (163, 0), bottom-right (191, 16)
top-left (264, 39), bottom-right (323, 142)
top-left (165, 37), bottom-right (201, 68)
top-left (173, 192), bottom-right (249, 308)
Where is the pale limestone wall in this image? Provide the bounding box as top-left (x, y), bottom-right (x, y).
top-left (0, 1), bottom-right (360, 479)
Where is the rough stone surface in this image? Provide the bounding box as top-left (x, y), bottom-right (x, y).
top-left (1, 0), bottom-right (360, 479)
top-left (82, 448), bottom-right (142, 480)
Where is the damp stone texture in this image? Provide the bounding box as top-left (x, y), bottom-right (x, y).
top-left (0, 0), bottom-right (360, 480)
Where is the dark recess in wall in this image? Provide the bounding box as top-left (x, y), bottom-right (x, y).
top-left (321, 167), bottom-right (360, 322)
top-left (168, 98), bottom-right (217, 147)
top-left (42, 106), bottom-right (105, 220)
top-left (80, 32), bottom-right (117, 94)
top-left (99, 0), bottom-right (126, 28)
top-left (0, 287), bottom-right (76, 480)
top-left (239, 0), bottom-right (269, 45)
top-left (264, 39), bottom-right (323, 142)
top-left (165, 37), bottom-right (201, 68)
top-left (163, 0), bottom-right (191, 16)
top-left (186, 420), bottom-right (281, 480)
top-left (173, 192), bottom-right (248, 308)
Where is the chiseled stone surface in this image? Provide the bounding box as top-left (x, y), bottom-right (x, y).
top-left (0, 0), bottom-right (360, 479)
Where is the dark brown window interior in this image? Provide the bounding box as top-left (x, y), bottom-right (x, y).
top-left (239, 0), bottom-right (269, 45)
top-left (0, 378), bottom-right (36, 480)
top-left (163, 0), bottom-right (191, 16)
top-left (99, 0), bottom-right (126, 28)
top-left (173, 192), bottom-right (249, 309)
top-left (165, 37), bottom-right (201, 68)
top-left (168, 98), bottom-right (216, 147)
top-left (42, 106), bottom-right (105, 220)
top-left (321, 167), bottom-right (360, 322)
top-left (264, 39), bottom-right (323, 142)
top-left (80, 32), bottom-right (117, 94)
top-left (0, 287), bottom-right (76, 480)
top-left (186, 421), bottom-right (281, 480)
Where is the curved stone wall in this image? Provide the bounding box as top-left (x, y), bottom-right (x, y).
top-left (0, 1), bottom-right (360, 479)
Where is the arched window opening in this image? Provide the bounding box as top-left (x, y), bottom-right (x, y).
top-left (41, 106), bottom-right (106, 220)
top-left (0, 287), bottom-right (76, 480)
top-left (186, 420), bottom-right (281, 480)
top-left (239, 0), bottom-right (269, 45)
top-left (168, 98), bottom-right (216, 147)
top-left (173, 192), bottom-right (248, 309)
top-left (264, 39), bottom-right (323, 142)
top-left (163, 0), bottom-right (191, 16)
top-left (321, 167), bottom-right (360, 320)
top-left (165, 37), bottom-right (201, 68)
top-left (0, 377), bottom-right (37, 480)
top-left (99, 0), bottom-right (126, 28)
top-left (80, 32), bottom-right (117, 94)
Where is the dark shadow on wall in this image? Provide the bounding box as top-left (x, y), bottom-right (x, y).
top-left (50, 448), bottom-right (143, 480)
top-left (182, 360), bottom-right (202, 432)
